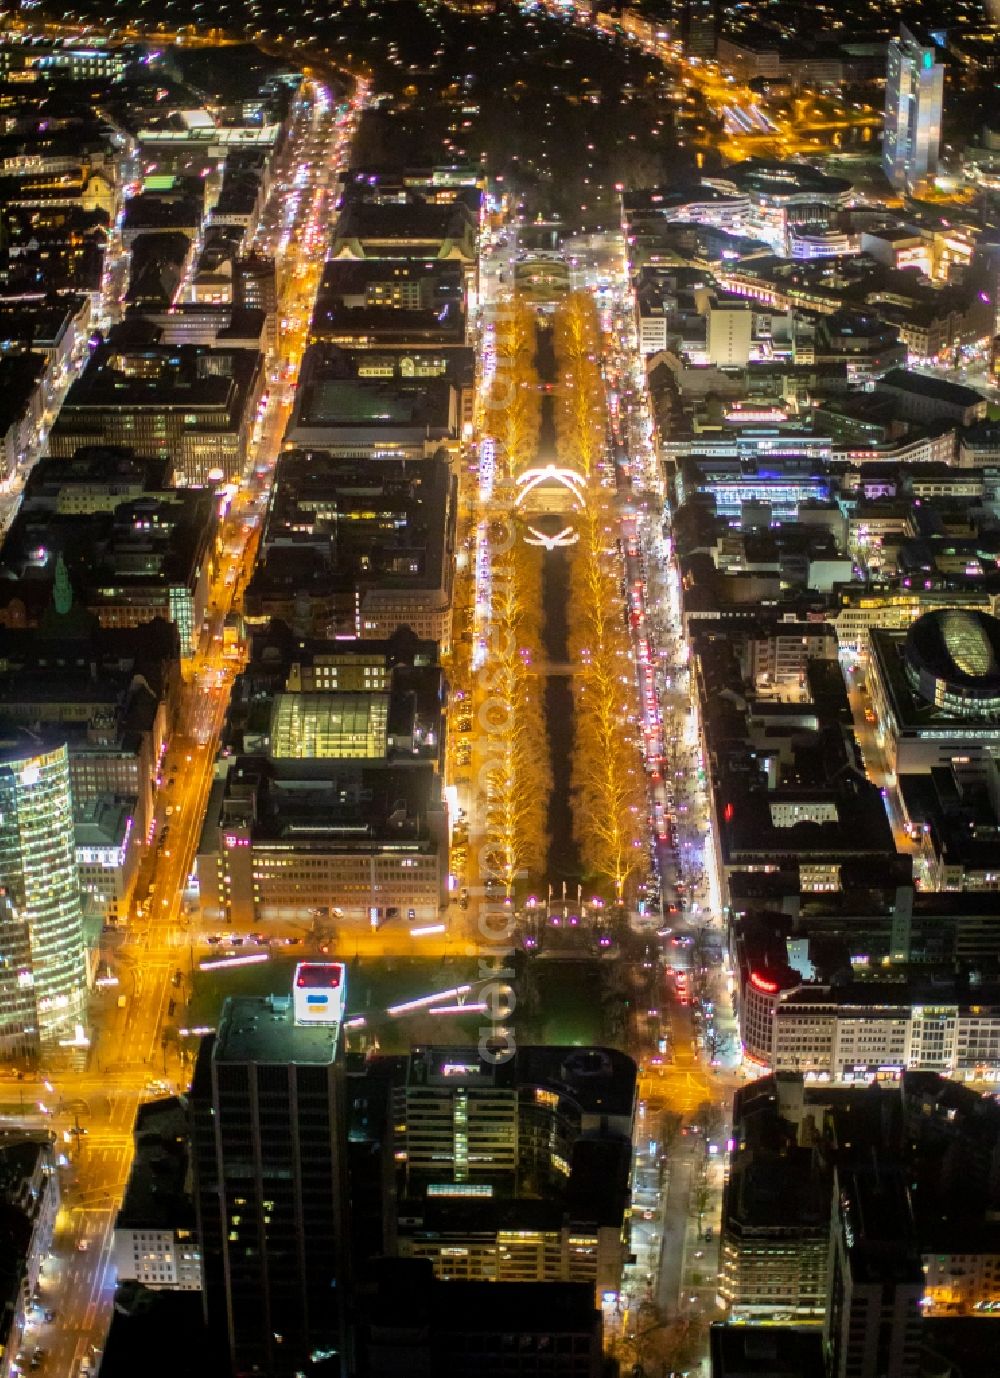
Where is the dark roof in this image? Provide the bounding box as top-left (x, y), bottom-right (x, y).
top-left (880, 368), bottom-right (986, 409)
top-left (0, 354), bottom-right (45, 435)
top-left (710, 1323), bottom-right (826, 1377)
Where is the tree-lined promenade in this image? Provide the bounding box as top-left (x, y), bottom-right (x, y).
top-left (476, 301), bottom-right (550, 895)
top-left (556, 293), bottom-right (648, 909)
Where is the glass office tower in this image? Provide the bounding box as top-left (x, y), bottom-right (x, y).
top-left (883, 25), bottom-right (944, 192)
top-left (0, 736), bottom-right (88, 1052)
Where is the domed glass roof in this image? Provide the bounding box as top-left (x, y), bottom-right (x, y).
top-left (940, 610), bottom-right (997, 678)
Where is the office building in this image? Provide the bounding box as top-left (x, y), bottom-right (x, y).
top-left (0, 569), bottom-right (179, 864)
top-left (733, 911), bottom-right (1000, 1085)
top-left (0, 451), bottom-right (218, 654)
top-left (244, 452), bottom-right (456, 646)
top-left (876, 370), bottom-right (988, 427)
top-left (721, 1072), bottom-right (1000, 1333)
top-left (0, 731), bottom-right (88, 1054)
top-left (0, 354), bottom-right (45, 482)
top-left (330, 200), bottom-right (476, 267)
top-left (234, 253), bottom-right (278, 352)
top-left (721, 1101), bottom-right (830, 1319)
top-left (868, 609), bottom-right (1000, 775)
top-left (191, 969), bottom-right (350, 1377)
top-left (114, 1097), bottom-right (201, 1291)
top-left (705, 298), bottom-right (753, 368)
top-left (0, 295), bottom-right (90, 411)
top-left (197, 758), bottom-right (446, 926)
top-left (198, 621), bottom-right (447, 926)
top-left (0, 39), bottom-right (127, 83)
top-left (395, 1046), bottom-right (636, 1301)
top-left (284, 344), bottom-right (459, 458)
top-left (399, 1045), bottom-right (636, 1199)
top-left (309, 259), bottom-right (466, 351)
top-left (826, 1166), bottom-right (922, 1378)
top-left (400, 1047), bottom-right (520, 1196)
top-left (224, 620), bottom-right (444, 769)
top-left (48, 342), bottom-right (265, 486)
top-left (74, 795), bottom-right (138, 924)
top-left (673, 0), bottom-right (717, 56)
top-left (883, 25), bottom-right (945, 192)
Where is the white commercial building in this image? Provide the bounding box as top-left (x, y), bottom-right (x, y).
top-left (739, 970), bottom-right (1000, 1086)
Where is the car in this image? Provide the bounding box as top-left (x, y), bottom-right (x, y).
top-left (76, 1239), bottom-right (89, 1252)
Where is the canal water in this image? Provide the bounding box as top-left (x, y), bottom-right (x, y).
top-left (533, 322), bottom-right (582, 885)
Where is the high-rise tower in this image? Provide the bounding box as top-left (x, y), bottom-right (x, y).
top-left (883, 25), bottom-right (944, 192)
top-left (0, 733), bottom-right (88, 1055)
top-left (191, 965), bottom-right (350, 1377)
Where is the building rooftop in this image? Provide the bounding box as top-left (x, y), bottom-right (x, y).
top-left (285, 345), bottom-right (457, 449)
top-left (837, 1164), bottom-right (922, 1287)
top-left (117, 1096), bottom-right (194, 1230)
top-left (0, 354), bottom-right (45, 438)
top-left (872, 616), bottom-right (1000, 733)
top-left (74, 794), bottom-right (134, 849)
top-left (246, 451), bottom-right (455, 616)
top-left (212, 994), bottom-right (339, 1066)
top-left (518, 1045), bottom-right (637, 1121)
top-left (880, 368), bottom-right (987, 409)
top-left (51, 342), bottom-right (260, 422)
top-left (710, 1324), bottom-right (826, 1377)
top-left (721, 158), bottom-right (852, 201)
top-left (211, 757), bottom-right (443, 847)
top-left (905, 608), bottom-right (1000, 695)
top-left (99, 1287), bottom-right (223, 1378)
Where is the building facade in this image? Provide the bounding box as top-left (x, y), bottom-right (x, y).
top-left (191, 981), bottom-right (350, 1377)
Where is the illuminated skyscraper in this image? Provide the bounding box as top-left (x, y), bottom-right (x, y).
top-left (0, 734), bottom-right (88, 1055)
top-left (191, 967), bottom-right (350, 1377)
top-left (883, 25), bottom-right (944, 192)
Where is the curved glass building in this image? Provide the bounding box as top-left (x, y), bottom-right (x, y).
top-left (0, 735), bottom-right (87, 1054)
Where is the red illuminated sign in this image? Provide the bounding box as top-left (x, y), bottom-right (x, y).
top-left (750, 972), bottom-right (779, 994)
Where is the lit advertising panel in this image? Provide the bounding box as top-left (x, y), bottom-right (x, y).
top-left (293, 962), bottom-right (346, 1027)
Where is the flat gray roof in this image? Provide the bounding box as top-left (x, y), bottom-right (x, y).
top-left (214, 995), bottom-right (338, 1065)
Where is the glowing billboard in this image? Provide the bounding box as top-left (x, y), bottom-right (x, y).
top-left (293, 962), bottom-right (346, 1027)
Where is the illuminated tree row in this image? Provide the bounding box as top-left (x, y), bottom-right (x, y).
top-left (551, 292), bottom-right (647, 907)
top-left (481, 300), bottom-right (542, 480)
top-left (567, 485), bottom-right (648, 906)
top-left (444, 530), bottom-right (475, 711)
top-left (480, 529), bottom-right (551, 894)
top-left (551, 291), bottom-right (606, 479)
